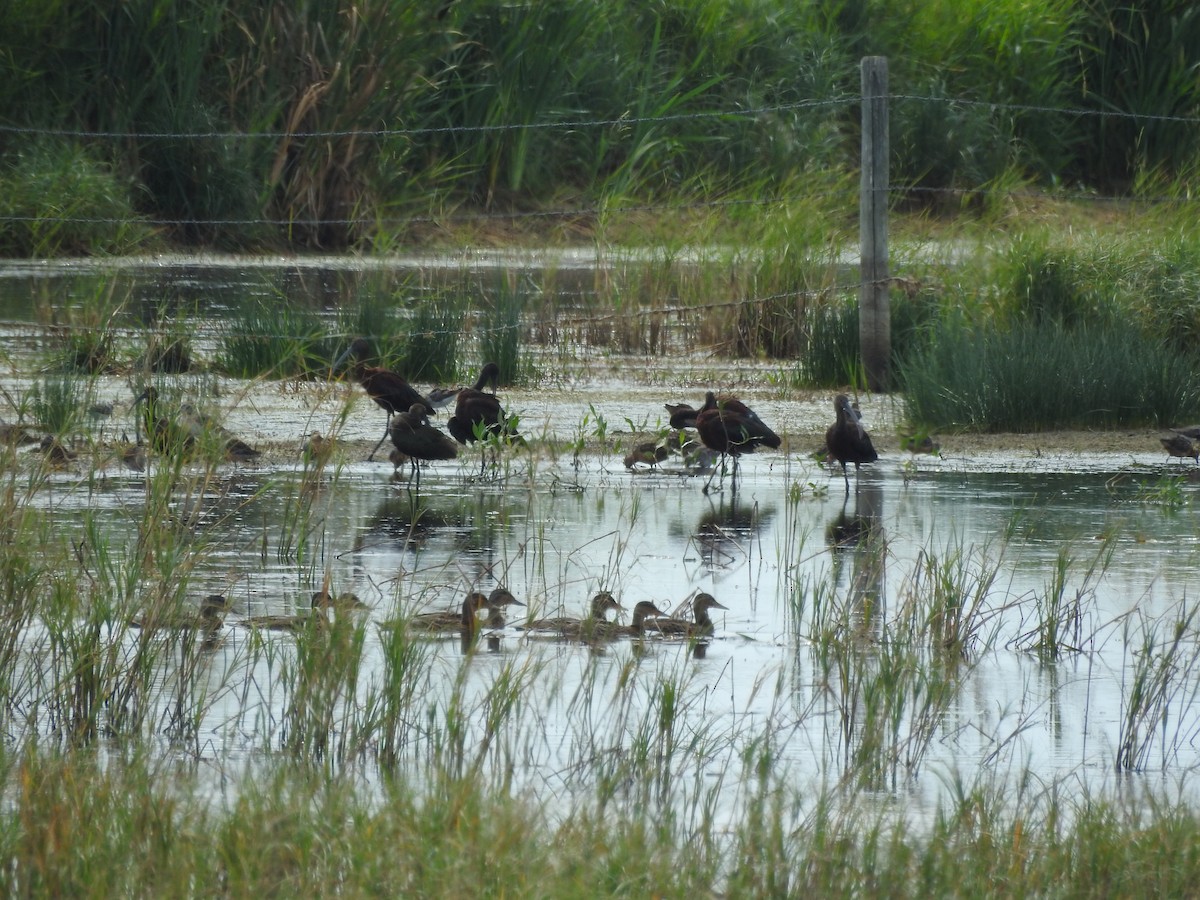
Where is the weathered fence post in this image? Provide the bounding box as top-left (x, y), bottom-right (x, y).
top-left (860, 56), bottom-right (890, 392)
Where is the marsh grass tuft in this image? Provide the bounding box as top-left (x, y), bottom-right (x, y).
top-left (1116, 600), bottom-right (1200, 772)
top-left (478, 275), bottom-right (526, 385)
top-left (220, 298), bottom-right (330, 378)
top-left (901, 317), bottom-right (1200, 430)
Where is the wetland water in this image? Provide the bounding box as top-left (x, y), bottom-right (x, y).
top-left (6, 257), bottom-right (1200, 821)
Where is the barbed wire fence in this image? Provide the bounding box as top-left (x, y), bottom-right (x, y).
top-left (2, 78), bottom-right (1199, 368)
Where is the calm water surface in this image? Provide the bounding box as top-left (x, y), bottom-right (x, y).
top-left (29, 449), bottom-right (1200, 817)
top-left (8, 257), bottom-right (1200, 820)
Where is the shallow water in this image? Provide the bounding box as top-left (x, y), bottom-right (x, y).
top-left (6, 257), bottom-right (1200, 821)
top-left (23, 445), bottom-right (1200, 813)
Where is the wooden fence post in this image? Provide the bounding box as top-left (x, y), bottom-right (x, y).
top-left (860, 56), bottom-right (890, 392)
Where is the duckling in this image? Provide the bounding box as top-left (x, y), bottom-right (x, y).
top-left (118, 433), bottom-right (147, 473)
top-left (648, 593), bottom-right (728, 638)
top-left (398, 588), bottom-right (523, 635)
top-left (623, 442), bottom-right (670, 471)
top-left (479, 587), bottom-right (525, 630)
top-left (592, 600), bottom-right (669, 639)
top-left (130, 594), bottom-right (230, 640)
top-left (523, 591), bottom-right (623, 638)
top-left (400, 591), bottom-right (490, 633)
top-left (312, 589), bottom-right (369, 612)
top-left (39, 434), bottom-right (76, 466)
top-left (1162, 433), bottom-right (1199, 464)
top-left (302, 432), bottom-right (335, 468)
top-left (239, 592), bottom-right (327, 631)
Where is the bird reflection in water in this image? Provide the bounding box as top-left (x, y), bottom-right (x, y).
top-left (690, 497), bottom-right (771, 572)
top-left (824, 481), bottom-right (886, 636)
top-left (355, 495), bottom-right (458, 553)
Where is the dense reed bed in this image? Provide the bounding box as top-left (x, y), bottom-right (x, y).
top-left (2, 1), bottom-right (1198, 256)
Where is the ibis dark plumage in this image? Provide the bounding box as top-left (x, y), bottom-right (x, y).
top-left (825, 394), bottom-right (878, 491)
top-left (388, 403), bottom-right (457, 489)
top-left (446, 362), bottom-right (522, 445)
top-left (693, 392), bottom-right (781, 492)
top-left (335, 337), bottom-right (435, 460)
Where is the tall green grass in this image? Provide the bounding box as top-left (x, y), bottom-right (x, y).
top-left (901, 317), bottom-right (1200, 431)
top-left (219, 298), bottom-right (330, 379)
top-left (8, 0), bottom-right (1193, 254)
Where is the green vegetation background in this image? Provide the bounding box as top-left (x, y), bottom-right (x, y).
top-left (2, 0), bottom-right (1198, 255)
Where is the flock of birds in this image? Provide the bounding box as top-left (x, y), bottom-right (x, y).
top-left (16, 335), bottom-right (885, 648)
top-left (126, 584), bottom-right (732, 650)
top-left (328, 336), bottom-right (881, 494)
top-left (29, 333), bottom-right (1200, 651)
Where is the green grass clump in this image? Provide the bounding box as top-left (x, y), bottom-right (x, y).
top-left (478, 275), bottom-right (526, 385)
top-left (6, 748), bottom-right (1200, 897)
top-left (900, 316), bottom-right (1200, 431)
top-left (0, 139), bottom-right (156, 257)
top-left (219, 299), bottom-right (330, 379)
top-left (402, 292), bottom-right (463, 384)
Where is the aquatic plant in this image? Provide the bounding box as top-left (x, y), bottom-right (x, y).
top-left (218, 298), bottom-right (330, 378)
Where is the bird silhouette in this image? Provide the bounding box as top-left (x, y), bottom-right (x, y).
top-left (388, 403), bottom-right (457, 489)
top-left (825, 394), bottom-right (878, 491)
top-left (335, 337), bottom-right (435, 460)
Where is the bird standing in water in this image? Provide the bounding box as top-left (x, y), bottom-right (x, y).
top-left (825, 394), bottom-right (878, 492)
top-left (388, 403), bottom-right (457, 490)
top-left (647, 593), bottom-right (728, 638)
top-left (1161, 432), bottom-right (1199, 464)
top-left (446, 362), bottom-right (524, 475)
top-left (694, 392), bottom-right (781, 492)
top-left (334, 337), bottom-right (435, 461)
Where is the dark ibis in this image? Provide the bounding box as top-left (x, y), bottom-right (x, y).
top-left (335, 337), bottom-right (435, 460)
top-left (1161, 433), bottom-right (1199, 464)
top-left (825, 394), bottom-right (878, 491)
top-left (694, 391), bottom-right (781, 492)
top-left (447, 363), bottom-right (522, 442)
top-left (388, 403), bottom-right (457, 489)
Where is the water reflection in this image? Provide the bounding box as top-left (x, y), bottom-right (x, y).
top-left (825, 481), bottom-right (887, 635)
top-left (357, 493), bottom-right (462, 552)
top-left (688, 495), bottom-right (775, 572)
